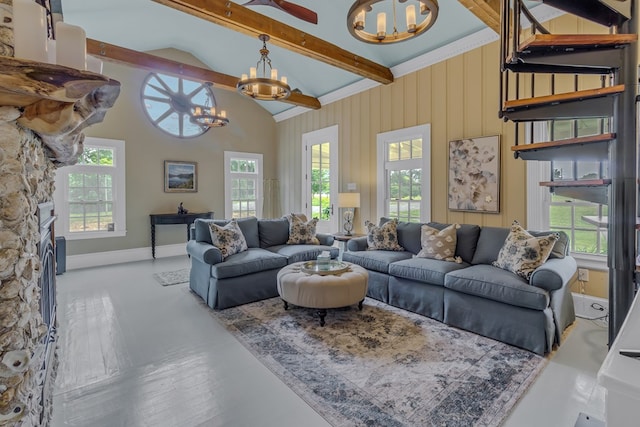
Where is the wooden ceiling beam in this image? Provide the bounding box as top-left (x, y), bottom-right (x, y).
top-left (151, 0), bottom-right (394, 85)
top-left (86, 38), bottom-right (321, 110)
top-left (458, 0), bottom-right (501, 34)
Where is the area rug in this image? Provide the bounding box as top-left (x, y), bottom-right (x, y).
top-left (153, 268), bottom-right (189, 286)
top-left (212, 298), bottom-right (547, 427)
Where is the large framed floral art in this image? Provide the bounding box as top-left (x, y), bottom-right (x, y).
top-left (448, 135), bottom-right (500, 213)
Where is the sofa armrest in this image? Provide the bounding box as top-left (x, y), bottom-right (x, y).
top-left (317, 233), bottom-right (335, 246)
top-left (529, 256), bottom-right (577, 292)
top-left (186, 240), bottom-right (223, 265)
top-left (347, 236), bottom-right (368, 252)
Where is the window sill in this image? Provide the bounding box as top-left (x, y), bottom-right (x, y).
top-left (571, 252), bottom-right (607, 271)
top-left (63, 230), bottom-right (127, 241)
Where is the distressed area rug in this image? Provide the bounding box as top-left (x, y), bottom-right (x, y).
top-left (153, 268), bottom-right (189, 286)
top-left (211, 297), bottom-right (547, 427)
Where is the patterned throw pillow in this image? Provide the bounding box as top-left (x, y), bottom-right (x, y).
top-left (415, 224), bottom-right (462, 263)
top-left (493, 220), bottom-right (559, 280)
top-left (286, 213), bottom-right (320, 245)
top-left (208, 219), bottom-right (248, 259)
top-left (365, 218), bottom-right (405, 251)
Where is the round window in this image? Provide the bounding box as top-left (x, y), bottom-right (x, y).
top-left (141, 72), bottom-right (215, 138)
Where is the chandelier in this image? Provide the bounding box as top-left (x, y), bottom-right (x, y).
top-left (191, 82), bottom-right (229, 128)
top-left (347, 0), bottom-right (439, 44)
top-left (236, 34), bottom-right (291, 101)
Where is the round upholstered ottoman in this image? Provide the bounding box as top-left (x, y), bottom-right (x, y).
top-left (277, 261), bottom-right (369, 326)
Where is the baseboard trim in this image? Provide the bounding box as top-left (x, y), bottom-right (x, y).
top-left (66, 244), bottom-right (187, 270)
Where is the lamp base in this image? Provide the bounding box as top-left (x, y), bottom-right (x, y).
top-left (343, 210), bottom-right (354, 236)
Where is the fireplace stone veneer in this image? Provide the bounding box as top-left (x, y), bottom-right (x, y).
top-left (0, 56), bottom-right (120, 427)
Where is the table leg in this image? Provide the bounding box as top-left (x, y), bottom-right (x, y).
top-left (151, 224), bottom-right (156, 259)
top-left (358, 299), bottom-right (364, 310)
top-left (318, 309), bottom-right (327, 327)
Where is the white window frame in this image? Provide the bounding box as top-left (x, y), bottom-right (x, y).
top-left (224, 151), bottom-right (263, 219)
top-left (376, 124), bottom-right (431, 222)
top-left (53, 137), bottom-right (126, 240)
top-left (526, 123), bottom-right (607, 270)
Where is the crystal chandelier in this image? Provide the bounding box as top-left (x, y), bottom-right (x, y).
top-left (236, 34), bottom-right (291, 101)
top-left (347, 0), bottom-right (439, 44)
top-left (191, 82), bottom-right (229, 128)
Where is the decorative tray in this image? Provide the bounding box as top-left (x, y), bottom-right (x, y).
top-left (301, 260), bottom-right (350, 276)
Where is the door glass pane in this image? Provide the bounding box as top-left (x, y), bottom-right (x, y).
top-left (311, 142), bottom-right (331, 220)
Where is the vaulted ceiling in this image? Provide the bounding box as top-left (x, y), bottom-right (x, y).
top-left (61, 0), bottom-right (513, 117)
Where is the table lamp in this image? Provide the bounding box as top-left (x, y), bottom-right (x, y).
top-left (338, 192), bottom-right (361, 235)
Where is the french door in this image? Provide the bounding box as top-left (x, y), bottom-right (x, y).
top-left (302, 125), bottom-right (339, 234)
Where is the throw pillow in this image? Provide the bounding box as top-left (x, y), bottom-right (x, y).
top-left (415, 223), bottom-right (462, 263)
top-left (208, 219), bottom-right (248, 259)
top-left (493, 220), bottom-right (559, 280)
top-left (286, 213), bottom-right (320, 245)
top-left (365, 218), bottom-right (405, 251)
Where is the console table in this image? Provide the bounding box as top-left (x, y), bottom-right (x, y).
top-left (149, 212), bottom-right (213, 258)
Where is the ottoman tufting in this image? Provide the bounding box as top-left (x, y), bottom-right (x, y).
top-left (277, 261), bottom-right (369, 326)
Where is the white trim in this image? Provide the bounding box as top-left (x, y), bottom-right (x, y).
top-left (223, 151), bottom-right (264, 219)
top-left (66, 244), bottom-right (187, 270)
top-left (376, 124), bottom-right (431, 222)
top-left (301, 125), bottom-right (340, 233)
top-left (273, 5), bottom-right (564, 123)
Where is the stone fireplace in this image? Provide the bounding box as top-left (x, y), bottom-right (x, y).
top-left (0, 17), bottom-right (120, 426)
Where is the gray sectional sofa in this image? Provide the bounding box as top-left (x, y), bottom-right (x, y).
top-left (343, 220), bottom-right (577, 355)
top-left (187, 216), bottom-right (339, 310)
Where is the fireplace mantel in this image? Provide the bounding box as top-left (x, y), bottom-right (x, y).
top-left (0, 57), bottom-right (120, 426)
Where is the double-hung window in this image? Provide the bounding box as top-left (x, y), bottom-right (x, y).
top-left (53, 137), bottom-right (126, 240)
top-left (224, 152), bottom-right (263, 218)
top-left (527, 120), bottom-right (608, 268)
top-left (376, 125), bottom-right (431, 223)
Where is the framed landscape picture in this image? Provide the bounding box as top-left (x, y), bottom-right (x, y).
top-left (448, 135), bottom-right (500, 213)
top-left (164, 161), bottom-right (197, 193)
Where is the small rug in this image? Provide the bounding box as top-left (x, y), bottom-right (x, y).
top-left (212, 298), bottom-right (547, 427)
top-left (153, 268), bottom-right (190, 286)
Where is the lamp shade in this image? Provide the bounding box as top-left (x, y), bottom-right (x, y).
top-left (338, 193), bottom-right (361, 208)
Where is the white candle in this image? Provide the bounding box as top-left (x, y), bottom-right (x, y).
top-left (406, 5), bottom-right (416, 29)
top-left (56, 21), bottom-right (86, 70)
top-left (86, 55), bottom-right (103, 73)
top-left (249, 67), bottom-right (256, 79)
top-left (270, 68), bottom-right (277, 80)
top-left (281, 76), bottom-right (287, 85)
top-left (220, 110), bottom-right (226, 118)
top-left (13, 0), bottom-right (48, 62)
top-left (377, 12), bottom-right (386, 35)
top-left (355, 10), bottom-right (365, 30)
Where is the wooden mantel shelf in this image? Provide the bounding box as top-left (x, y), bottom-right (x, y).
top-left (0, 56), bottom-right (121, 165)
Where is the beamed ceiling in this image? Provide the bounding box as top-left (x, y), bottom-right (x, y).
top-left (62, 0), bottom-right (531, 116)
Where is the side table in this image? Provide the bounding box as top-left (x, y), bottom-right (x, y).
top-left (149, 211), bottom-right (213, 258)
top-left (333, 232), bottom-right (366, 260)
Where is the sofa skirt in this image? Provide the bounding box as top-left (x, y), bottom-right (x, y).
top-left (443, 289), bottom-right (555, 355)
top-left (389, 276), bottom-right (444, 322)
top-left (365, 270), bottom-right (390, 303)
top-left (208, 268), bottom-right (281, 310)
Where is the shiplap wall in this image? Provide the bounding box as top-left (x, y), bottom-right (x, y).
top-left (276, 40), bottom-right (523, 233)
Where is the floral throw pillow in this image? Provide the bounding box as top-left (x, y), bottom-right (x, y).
top-left (365, 218), bottom-right (404, 251)
top-left (208, 219), bottom-right (248, 259)
top-left (493, 220), bottom-right (559, 280)
top-left (286, 213), bottom-right (320, 245)
top-left (415, 224), bottom-right (462, 263)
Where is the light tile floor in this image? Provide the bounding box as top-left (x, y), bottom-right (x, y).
top-left (51, 256), bottom-right (609, 427)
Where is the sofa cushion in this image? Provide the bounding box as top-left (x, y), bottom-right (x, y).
top-left (379, 217), bottom-right (422, 254)
top-left (268, 244), bottom-right (339, 264)
top-left (389, 257), bottom-right (469, 286)
top-left (195, 217), bottom-right (259, 248)
top-left (530, 230), bottom-right (569, 259)
top-left (258, 218), bottom-right (290, 247)
top-left (428, 222), bottom-right (480, 264)
top-left (208, 219), bottom-right (248, 259)
top-left (493, 221), bottom-right (559, 279)
top-left (286, 213), bottom-right (320, 245)
top-left (366, 218), bottom-right (404, 251)
top-left (470, 226), bottom-right (509, 265)
top-left (212, 248), bottom-right (287, 279)
top-left (416, 223), bottom-right (462, 263)
top-left (342, 250), bottom-right (413, 274)
top-left (444, 264), bottom-right (550, 311)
